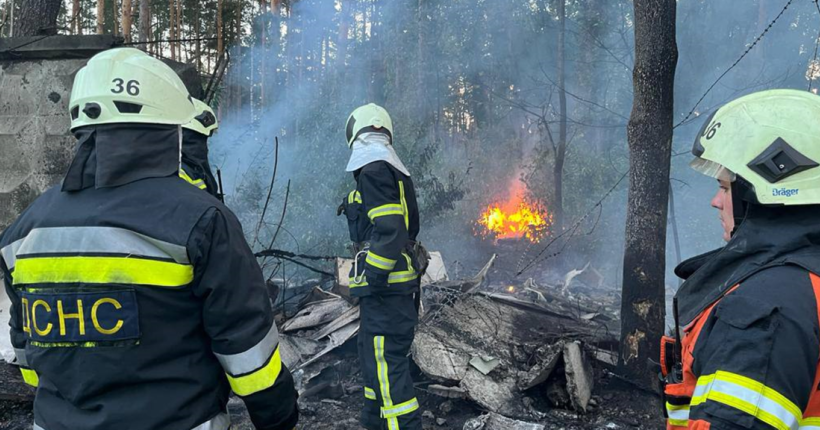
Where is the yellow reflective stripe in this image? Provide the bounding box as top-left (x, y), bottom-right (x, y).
top-left (179, 169), bottom-right (207, 190)
top-left (365, 386), bottom-right (377, 400)
top-left (398, 181), bottom-right (409, 230)
top-left (348, 191), bottom-right (362, 204)
top-left (368, 204), bottom-right (404, 222)
top-left (226, 346), bottom-right (283, 397)
top-left (366, 252), bottom-right (397, 271)
top-left (20, 368), bottom-right (38, 387)
top-left (666, 402), bottom-right (690, 411)
top-left (375, 336), bottom-right (399, 430)
top-left (13, 256), bottom-right (194, 288)
top-left (668, 418), bottom-right (689, 427)
top-left (801, 417), bottom-right (820, 429)
top-left (691, 371), bottom-right (800, 430)
top-left (382, 397), bottom-right (419, 418)
top-left (666, 402), bottom-right (690, 423)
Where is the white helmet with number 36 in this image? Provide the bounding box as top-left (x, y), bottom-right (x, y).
top-left (69, 47), bottom-right (197, 131)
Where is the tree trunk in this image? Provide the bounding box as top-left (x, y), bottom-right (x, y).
top-left (176, 0), bottom-right (182, 59)
top-left (13, 0), bottom-right (61, 36)
top-left (554, 0), bottom-right (567, 232)
top-left (618, 0), bottom-right (678, 390)
top-left (217, 0), bottom-right (224, 56)
top-left (169, 0), bottom-right (176, 60)
top-left (112, 0), bottom-right (119, 36)
top-left (122, 0), bottom-right (132, 42)
top-left (96, 0), bottom-right (104, 34)
top-left (139, 0), bottom-right (150, 50)
top-left (73, 0), bottom-right (82, 35)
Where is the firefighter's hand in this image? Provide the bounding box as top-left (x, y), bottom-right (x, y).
top-left (337, 202), bottom-right (346, 216)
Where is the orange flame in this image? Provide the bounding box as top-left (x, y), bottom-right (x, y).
top-left (476, 183), bottom-right (552, 243)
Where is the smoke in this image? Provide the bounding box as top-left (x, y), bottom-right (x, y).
top-left (209, 0), bottom-right (820, 286)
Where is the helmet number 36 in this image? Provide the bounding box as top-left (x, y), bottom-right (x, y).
top-left (111, 78), bottom-right (141, 96)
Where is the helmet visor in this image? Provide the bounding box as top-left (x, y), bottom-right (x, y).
top-left (690, 157), bottom-right (737, 182)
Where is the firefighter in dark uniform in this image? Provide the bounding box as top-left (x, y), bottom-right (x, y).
top-left (660, 89), bottom-right (820, 430)
top-left (180, 98), bottom-right (220, 198)
top-left (338, 104), bottom-right (424, 430)
top-left (0, 48), bottom-right (298, 430)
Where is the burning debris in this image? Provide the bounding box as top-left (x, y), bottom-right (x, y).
top-left (476, 182), bottom-right (553, 243)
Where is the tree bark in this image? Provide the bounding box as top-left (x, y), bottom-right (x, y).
top-left (13, 0), bottom-right (61, 36)
top-left (122, 0), bottom-right (132, 42)
top-left (112, 0), bottom-right (119, 36)
top-left (554, 0), bottom-right (568, 233)
top-left (96, 0), bottom-right (104, 34)
top-left (618, 0), bottom-right (678, 390)
top-left (139, 0), bottom-right (150, 51)
top-left (73, 0), bottom-right (82, 35)
top-left (169, 0), bottom-right (176, 60)
top-left (217, 0), bottom-right (224, 56)
top-left (176, 0), bottom-right (182, 59)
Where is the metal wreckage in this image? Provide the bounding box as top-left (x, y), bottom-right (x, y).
top-left (1, 250), bottom-right (662, 429)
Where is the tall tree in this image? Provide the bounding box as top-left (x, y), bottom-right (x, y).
top-left (96, 0), bottom-right (104, 34)
top-left (13, 0), bottom-right (61, 36)
top-left (169, 0), bottom-right (176, 60)
top-left (217, 0), bottom-right (224, 56)
top-left (122, 0), bottom-right (132, 42)
top-left (73, 0), bottom-right (82, 34)
top-left (554, 0), bottom-right (568, 232)
top-left (618, 0), bottom-right (678, 389)
top-left (139, 0), bottom-right (150, 51)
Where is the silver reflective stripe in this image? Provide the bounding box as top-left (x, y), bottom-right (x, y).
top-left (214, 322), bottom-right (280, 376)
top-left (34, 412), bottom-right (230, 430)
top-left (12, 227), bottom-right (189, 266)
top-left (14, 348), bottom-right (27, 367)
top-left (667, 407), bottom-right (689, 422)
top-left (708, 379), bottom-right (799, 430)
top-left (0, 238), bottom-right (23, 270)
top-left (801, 426), bottom-right (820, 430)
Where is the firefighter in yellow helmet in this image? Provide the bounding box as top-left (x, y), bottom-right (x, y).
top-left (181, 98), bottom-right (220, 198)
top-left (0, 48), bottom-right (298, 430)
top-left (661, 89), bottom-right (820, 429)
top-left (338, 103), bottom-right (426, 430)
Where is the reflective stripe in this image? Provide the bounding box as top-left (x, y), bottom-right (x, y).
top-left (666, 402), bottom-right (690, 423)
top-left (0, 238), bottom-right (23, 270)
top-left (365, 386), bottom-right (377, 400)
top-left (226, 346), bottom-right (283, 397)
top-left (692, 371), bottom-right (800, 430)
top-left (20, 368), bottom-right (38, 387)
top-left (382, 397), bottom-right (420, 418)
top-left (215, 322), bottom-right (280, 376)
top-left (398, 181), bottom-right (409, 230)
top-left (1, 226), bottom-right (190, 270)
top-left (375, 336), bottom-right (399, 430)
top-left (802, 417), bottom-right (820, 429)
top-left (33, 413), bottom-right (230, 430)
top-left (14, 348), bottom-right (27, 367)
top-left (366, 252), bottom-right (397, 271)
top-left (13, 256), bottom-right (194, 287)
top-left (348, 191), bottom-right (362, 204)
top-left (668, 418), bottom-right (689, 427)
top-left (368, 204), bottom-right (404, 222)
top-left (180, 169), bottom-right (208, 190)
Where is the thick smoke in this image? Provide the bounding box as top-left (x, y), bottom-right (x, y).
top-left (209, 0), bottom-right (820, 288)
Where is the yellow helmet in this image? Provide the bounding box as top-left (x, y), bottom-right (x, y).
top-left (69, 48), bottom-right (197, 131)
top-left (345, 103), bottom-right (393, 147)
top-left (183, 99), bottom-right (219, 137)
top-left (690, 89), bottom-right (820, 205)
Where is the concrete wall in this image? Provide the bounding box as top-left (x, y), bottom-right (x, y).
top-left (0, 36), bottom-right (203, 231)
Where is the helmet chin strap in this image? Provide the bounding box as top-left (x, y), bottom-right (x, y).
top-left (729, 178), bottom-right (754, 238)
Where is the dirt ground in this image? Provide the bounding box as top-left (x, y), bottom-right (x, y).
top-left (1, 365), bottom-right (664, 430)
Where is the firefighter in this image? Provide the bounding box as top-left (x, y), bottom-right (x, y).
top-left (180, 98), bottom-right (220, 198)
top-left (0, 48), bottom-right (298, 430)
top-left (338, 103), bottom-right (424, 430)
top-left (661, 89), bottom-right (820, 429)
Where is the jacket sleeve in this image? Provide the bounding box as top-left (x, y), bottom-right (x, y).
top-left (688, 265), bottom-right (819, 430)
top-left (359, 163), bottom-right (408, 285)
top-left (1, 256), bottom-right (38, 388)
top-left (189, 207), bottom-right (298, 430)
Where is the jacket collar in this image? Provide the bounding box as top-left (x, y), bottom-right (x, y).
top-left (62, 124), bottom-right (181, 192)
top-left (675, 203), bottom-right (820, 326)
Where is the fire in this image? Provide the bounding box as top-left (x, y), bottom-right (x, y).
top-left (476, 186), bottom-right (552, 243)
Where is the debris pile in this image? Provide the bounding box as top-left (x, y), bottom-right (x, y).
top-left (0, 252), bottom-right (663, 429)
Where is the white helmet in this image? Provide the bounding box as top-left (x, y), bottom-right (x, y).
top-left (69, 48), bottom-right (197, 130)
top-left (183, 99), bottom-right (219, 137)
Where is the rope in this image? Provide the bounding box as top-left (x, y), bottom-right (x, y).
top-left (674, 0), bottom-right (796, 129)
